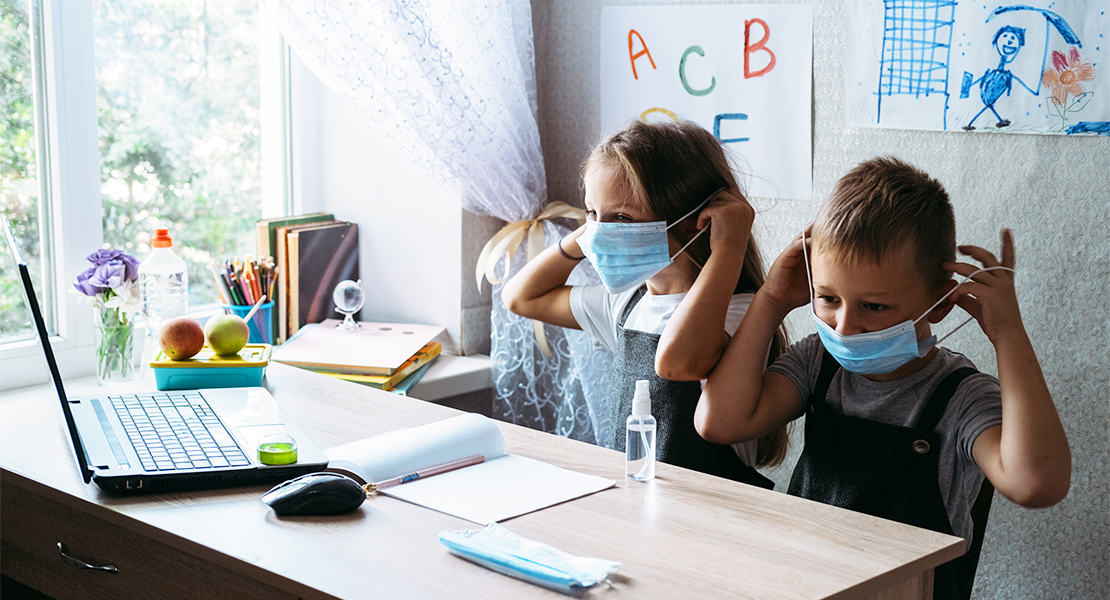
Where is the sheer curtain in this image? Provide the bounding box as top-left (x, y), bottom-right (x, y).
top-left (262, 0), bottom-right (613, 445)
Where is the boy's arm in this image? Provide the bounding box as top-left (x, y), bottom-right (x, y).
top-left (948, 229), bottom-right (1071, 508)
top-left (695, 232), bottom-right (810, 444)
top-left (499, 226), bottom-right (585, 330)
top-left (656, 190), bottom-right (751, 380)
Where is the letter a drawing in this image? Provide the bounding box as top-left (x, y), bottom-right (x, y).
top-left (628, 29), bottom-right (657, 80)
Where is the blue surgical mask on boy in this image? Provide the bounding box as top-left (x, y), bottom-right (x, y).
top-left (801, 228), bottom-right (1013, 375)
top-left (578, 195), bottom-right (713, 294)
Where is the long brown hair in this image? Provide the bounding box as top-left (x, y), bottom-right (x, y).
top-left (585, 119), bottom-right (791, 467)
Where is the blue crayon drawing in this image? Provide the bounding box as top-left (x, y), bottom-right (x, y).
top-left (959, 6), bottom-right (1082, 130)
top-left (876, 0), bottom-right (958, 128)
top-left (1065, 121), bottom-right (1110, 135)
top-left (856, 0), bottom-right (1106, 134)
top-left (959, 25), bottom-right (1036, 129)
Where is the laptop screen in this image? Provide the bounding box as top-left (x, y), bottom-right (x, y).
top-left (3, 217), bottom-right (94, 483)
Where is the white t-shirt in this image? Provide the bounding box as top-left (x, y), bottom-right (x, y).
top-left (570, 284), bottom-right (758, 466)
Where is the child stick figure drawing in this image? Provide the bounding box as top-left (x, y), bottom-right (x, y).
top-left (960, 25), bottom-right (1036, 130)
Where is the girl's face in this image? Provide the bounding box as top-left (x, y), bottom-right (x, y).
top-left (583, 161), bottom-right (653, 224)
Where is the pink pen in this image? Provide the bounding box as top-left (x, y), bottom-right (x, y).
top-left (363, 454), bottom-right (485, 494)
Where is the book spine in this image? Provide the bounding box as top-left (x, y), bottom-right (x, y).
top-left (276, 227), bottom-right (289, 343)
top-left (288, 230), bottom-right (301, 337)
top-left (381, 344), bottom-right (441, 391)
top-left (256, 222), bottom-right (266, 259)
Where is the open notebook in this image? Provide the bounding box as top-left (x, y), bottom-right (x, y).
top-left (326, 413), bottom-right (614, 524)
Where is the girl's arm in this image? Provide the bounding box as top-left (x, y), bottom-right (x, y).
top-left (949, 229), bottom-right (1071, 508)
top-left (499, 226), bottom-right (585, 330)
top-left (696, 232), bottom-right (811, 444)
top-left (656, 190), bottom-right (752, 380)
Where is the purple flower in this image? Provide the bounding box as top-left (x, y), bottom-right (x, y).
top-left (73, 267), bottom-right (105, 295)
top-left (72, 249), bottom-right (139, 297)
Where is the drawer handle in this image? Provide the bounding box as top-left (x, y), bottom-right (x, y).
top-left (57, 542), bottom-right (119, 574)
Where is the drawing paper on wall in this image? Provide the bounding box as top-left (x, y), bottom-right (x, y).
top-left (601, 5), bottom-right (814, 200)
top-left (846, 0), bottom-right (1109, 134)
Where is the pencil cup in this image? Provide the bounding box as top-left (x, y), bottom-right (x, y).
top-left (222, 302), bottom-right (274, 345)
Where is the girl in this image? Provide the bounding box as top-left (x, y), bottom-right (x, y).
top-left (501, 119), bottom-right (786, 487)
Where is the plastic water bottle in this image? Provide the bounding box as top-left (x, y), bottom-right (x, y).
top-left (139, 228), bottom-right (188, 376)
top-left (626, 380), bottom-right (657, 481)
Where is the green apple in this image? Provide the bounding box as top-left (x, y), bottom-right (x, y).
top-left (159, 317), bottom-right (206, 361)
top-left (204, 314), bottom-right (250, 356)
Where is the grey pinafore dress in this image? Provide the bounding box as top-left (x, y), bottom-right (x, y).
top-left (607, 287), bottom-right (773, 489)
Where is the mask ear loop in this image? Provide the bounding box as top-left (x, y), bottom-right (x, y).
top-left (801, 225), bottom-right (815, 307)
top-left (917, 266), bottom-right (1015, 345)
top-left (666, 188), bottom-right (725, 266)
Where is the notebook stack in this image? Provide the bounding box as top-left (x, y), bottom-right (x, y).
top-left (272, 319), bottom-right (445, 394)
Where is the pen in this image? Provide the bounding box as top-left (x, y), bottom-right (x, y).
top-left (363, 454), bottom-right (485, 494)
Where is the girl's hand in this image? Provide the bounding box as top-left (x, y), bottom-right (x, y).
top-left (943, 228), bottom-right (1024, 345)
top-left (760, 227), bottom-right (813, 315)
top-left (696, 189), bottom-right (755, 256)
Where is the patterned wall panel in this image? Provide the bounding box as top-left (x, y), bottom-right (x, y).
top-left (532, 1), bottom-right (1109, 597)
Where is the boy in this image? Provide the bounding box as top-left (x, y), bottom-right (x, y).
top-left (695, 157), bottom-right (1070, 600)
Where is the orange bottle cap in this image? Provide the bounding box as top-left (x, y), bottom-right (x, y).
top-left (151, 228), bottom-right (173, 248)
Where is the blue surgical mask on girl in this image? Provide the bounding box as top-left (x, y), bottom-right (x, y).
top-left (577, 194), bottom-right (713, 294)
top-left (801, 228), bottom-right (1014, 375)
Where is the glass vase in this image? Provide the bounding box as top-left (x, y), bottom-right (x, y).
top-left (94, 306), bottom-right (136, 385)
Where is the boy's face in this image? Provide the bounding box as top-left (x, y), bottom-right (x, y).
top-left (810, 242), bottom-right (940, 342)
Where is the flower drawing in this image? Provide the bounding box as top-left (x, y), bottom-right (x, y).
top-left (1041, 47), bottom-right (1095, 128)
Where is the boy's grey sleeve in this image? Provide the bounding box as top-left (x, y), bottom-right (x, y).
top-left (766, 334), bottom-right (823, 401)
top-left (952, 373), bottom-right (1004, 463)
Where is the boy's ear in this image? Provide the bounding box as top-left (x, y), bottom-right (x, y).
top-left (925, 279), bottom-right (959, 324)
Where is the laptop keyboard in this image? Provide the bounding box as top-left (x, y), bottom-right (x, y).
top-left (110, 392), bottom-right (251, 472)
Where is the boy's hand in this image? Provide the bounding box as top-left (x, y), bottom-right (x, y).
top-left (943, 228), bottom-right (1024, 345)
top-left (696, 189), bottom-right (755, 256)
top-left (760, 227), bottom-right (813, 315)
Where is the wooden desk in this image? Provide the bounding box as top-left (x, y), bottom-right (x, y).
top-left (1, 363), bottom-right (963, 599)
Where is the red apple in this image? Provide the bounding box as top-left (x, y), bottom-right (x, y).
top-left (159, 317), bottom-right (205, 360)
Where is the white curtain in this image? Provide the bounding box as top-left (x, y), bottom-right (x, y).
top-left (262, 0), bottom-right (613, 445)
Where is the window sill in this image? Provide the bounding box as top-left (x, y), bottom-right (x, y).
top-left (407, 354), bottom-right (492, 402)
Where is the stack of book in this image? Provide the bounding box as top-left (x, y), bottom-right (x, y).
top-left (256, 213), bottom-right (360, 343)
top-left (272, 319), bottom-right (445, 394)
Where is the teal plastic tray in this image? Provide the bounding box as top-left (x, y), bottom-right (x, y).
top-left (150, 344), bottom-right (271, 390)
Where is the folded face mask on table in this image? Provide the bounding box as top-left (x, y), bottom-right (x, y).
top-left (439, 522), bottom-right (620, 594)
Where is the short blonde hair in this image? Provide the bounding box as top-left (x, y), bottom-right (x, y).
top-left (813, 156), bottom-right (956, 290)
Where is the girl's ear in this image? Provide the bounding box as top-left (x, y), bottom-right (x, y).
top-left (925, 279), bottom-right (959, 324)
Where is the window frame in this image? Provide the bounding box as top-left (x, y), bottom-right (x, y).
top-left (1, 0), bottom-right (101, 389)
top-left (1, 0), bottom-right (291, 390)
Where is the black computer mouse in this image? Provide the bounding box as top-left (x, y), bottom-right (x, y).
top-left (262, 472), bottom-right (367, 516)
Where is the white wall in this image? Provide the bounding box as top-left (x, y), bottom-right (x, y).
top-left (532, 2), bottom-right (1108, 598)
top-left (290, 60), bottom-right (464, 353)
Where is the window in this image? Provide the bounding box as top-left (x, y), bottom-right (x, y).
top-left (1, 0), bottom-right (48, 343)
top-left (0, 0), bottom-right (288, 388)
top-left (95, 0), bottom-right (264, 306)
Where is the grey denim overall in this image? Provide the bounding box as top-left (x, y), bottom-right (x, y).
top-left (789, 349), bottom-right (993, 600)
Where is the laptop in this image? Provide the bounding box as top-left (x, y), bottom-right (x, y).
top-left (3, 217), bottom-right (328, 494)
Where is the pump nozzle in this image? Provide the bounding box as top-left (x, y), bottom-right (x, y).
top-left (632, 380), bottom-right (651, 416)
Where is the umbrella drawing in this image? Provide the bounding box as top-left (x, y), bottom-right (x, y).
top-left (987, 5), bottom-right (1082, 96)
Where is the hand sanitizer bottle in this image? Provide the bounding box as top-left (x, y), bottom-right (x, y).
top-left (626, 380), bottom-right (656, 481)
